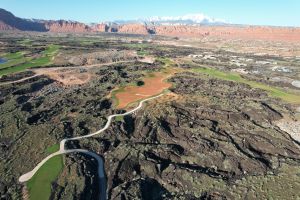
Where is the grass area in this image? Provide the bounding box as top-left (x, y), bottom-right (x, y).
top-left (0, 52), bottom-right (26, 70)
top-left (123, 43), bottom-right (149, 49)
top-left (193, 67), bottom-right (300, 104)
top-left (137, 49), bottom-right (148, 56)
top-left (0, 45), bottom-right (60, 76)
top-left (4, 52), bottom-right (24, 60)
top-left (27, 155), bottom-right (63, 200)
top-left (79, 40), bottom-right (95, 45)
top-left (45, 144), bottom-right (60, 154)
top-left (156, 57), bottom-right (176, 68)
top-left (145, 72), bottom-right (155, 77)
top-left (19, 39), bottom-right (33, 46)
top-left (77, 38), bottom-right (101, 45)
top-left (115, 115), bottom-right (124, 122)
top-left (123, 43), bottom-right (150, 56)
top-left (43, 45), bottom-right (60, 56)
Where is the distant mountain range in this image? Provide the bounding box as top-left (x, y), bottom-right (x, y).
top-left (146, 13), bottom-right (226, 25)
top-left (0, 8), bottom-right (91, 32)
top-left (114, 13), bottom-right (226, 26)
top-left (1, 8), bottom-right (300, 42)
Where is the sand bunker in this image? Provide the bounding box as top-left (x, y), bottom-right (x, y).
top-left (115, 71), bottom-right (173, 109)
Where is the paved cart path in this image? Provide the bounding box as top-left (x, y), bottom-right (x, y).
top-left (19, 94), bottom-right (163, 200)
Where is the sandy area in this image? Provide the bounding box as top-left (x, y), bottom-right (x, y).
top-left (34, 68), bottom-right (92, 86)
top-left (115, 71), bottom-right (173, 109)
top-left (292, 80), bottom-right (300, 88)
top-left (138, 56), bottom-right (155, 64)
top-left (276, 118), bottom-right (300, 142)
top-left (231, 68), bottom-right (248, 74)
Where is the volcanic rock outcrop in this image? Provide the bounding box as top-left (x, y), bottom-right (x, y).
top-left (89, 72), bottom-right (300, 199)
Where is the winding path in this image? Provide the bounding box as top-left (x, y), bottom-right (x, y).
top-left (18, 94), bottom-right (163, 200)
top-left (0, 60), bottom-right (135, 86)
top-left (0, 74), bottom-right (40, 86)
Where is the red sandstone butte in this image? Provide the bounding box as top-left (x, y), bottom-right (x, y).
top-left (44, 20), bottom-right (91, 33)
top-left (1, 8), bottom-right (300, 43)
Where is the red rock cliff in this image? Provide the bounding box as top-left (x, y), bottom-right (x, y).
top-left (118, 24), bottom-right (149, 34)
top-left (44, 20), bottom-right (91, 33)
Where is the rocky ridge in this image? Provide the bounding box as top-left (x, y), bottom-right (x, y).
top-left (43, 20), bottom-right (91, 33)
top-left (80, 72), bottom-right (300, 199)
top-left (1, 8), bottom-right (300, 42)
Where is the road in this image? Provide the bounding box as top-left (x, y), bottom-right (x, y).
top-left (0, 74), bottom-right (40, 86)
top-left (18, 93), bottom-right (163, 200)
top-left (0, 60), bottom-right (135, 86)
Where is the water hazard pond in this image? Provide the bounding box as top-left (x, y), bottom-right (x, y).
top-left (0, 58), bottom-right (7, 64)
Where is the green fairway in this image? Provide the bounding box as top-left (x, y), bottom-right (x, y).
top-left (45, 144), bottom-right (60, 154)
top-left (156, 57), bottom-right (176, 68)
top-left (19, 39), bottom-right (33, 46)
top-left (4, 52), bottom-right (24, 60)
top-left (115, 115), bottom-right (124, 122)
top-left (27, 155), bottom-right (63, 200)
top-left (43, 45), bottom-right (60, 56)
top-left (0, 52), bottom-right (27, 70)
top-left (193, 67), bottom-right (300, 104)
top-left (123, 43), bottom-right (149, 49)
top-left (0, 45), bottom-right (60, 76)
top-left (137, 49), bottom-right (148, 56)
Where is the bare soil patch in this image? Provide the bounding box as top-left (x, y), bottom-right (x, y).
top-left (138, 56), bottom-right (155, 64)
top-left (34, 68), bottom-right (92, 86)
top-left (276, 116), bottom-right (300, 142)
top-left (292, 80), bottom-right (300, 88)
top-left (115, 70), bottom-right (175, 109)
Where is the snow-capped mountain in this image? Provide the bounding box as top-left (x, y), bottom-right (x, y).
top-left (139, 13), bottom-right (226, 25)
top-left (112, 13), bottom-right (227, 26)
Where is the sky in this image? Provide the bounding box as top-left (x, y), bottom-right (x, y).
top-left (1, 0), bottom-right (300, 27)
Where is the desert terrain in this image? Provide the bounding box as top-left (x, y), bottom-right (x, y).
top-left (0, 29), bottom-right (300, 200)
